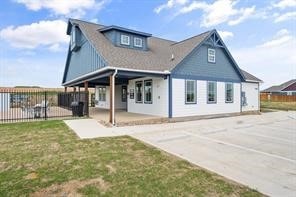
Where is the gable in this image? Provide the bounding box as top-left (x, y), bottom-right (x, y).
top-left (62, 27), bottom-right (108, 83)
top-left (172, 32), bottom-right (243, 82)
top-left (282, 82), bottom-right (296, 91)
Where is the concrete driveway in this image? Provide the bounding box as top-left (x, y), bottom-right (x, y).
top-left (130, 111), bottom-right (296, 197)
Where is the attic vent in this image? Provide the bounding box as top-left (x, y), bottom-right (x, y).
top-left (171, 54), bottom-right (175, 61)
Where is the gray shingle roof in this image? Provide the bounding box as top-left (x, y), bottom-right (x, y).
top-left (69, 19), bottom-right (211, 72)
top-left (262, 79), bottom-right (296, 92)
top-left (240, 69), bottom-right (263, 82)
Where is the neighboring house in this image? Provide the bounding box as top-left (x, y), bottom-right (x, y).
top-left (262, 79), bottom-right (296, 95)
top-left (62, 19), bottom-right (262, 124)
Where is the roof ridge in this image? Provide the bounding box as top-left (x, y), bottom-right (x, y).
top-left (69, 18), bottom-right (104, 27)
top-left (171, 30), bottom-right (214, 46)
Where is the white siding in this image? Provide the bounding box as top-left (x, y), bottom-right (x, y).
top-left (127, 77), bottom-right (168, 117)
top-left (242, 82), bottom-right (259, 112)
top-left (95, 85), bottom-right (127, 109)
top-left (172, 79), bottom-right (241, 117)
top-left (0, 93), bottom-right (10, 112)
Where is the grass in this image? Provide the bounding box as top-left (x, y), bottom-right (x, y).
top-left (261, 101), bottom-right (296, 111)
top-left (0, 120), bottom-right (262, 196)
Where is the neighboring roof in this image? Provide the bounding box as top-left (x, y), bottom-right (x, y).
top-left (262, 79), bottom-right (296, 92)
top-left (240, 69), bottom-right (263, 83)
top-left (99, 25), bottom-right (152, 37)
top-left (68, 18), bottom-right (212, 72)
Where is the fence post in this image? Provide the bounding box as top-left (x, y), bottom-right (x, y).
top-left (44, 91), bottom-right (47, 120)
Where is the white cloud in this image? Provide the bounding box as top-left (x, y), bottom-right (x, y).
top-left (228, 6), bottom-right (255, 26)
top-left (14, 0), bottom-right (108, 17)
top-left (0, 20), bottom-right (68, 50)
top-left (175, 0), bottom-right (256, 27)
top-left (273, 0), bottom-right (296, 9)
top-left (218, 30), bottom-right (234, 40)
top-left (154, 0), bottom-right (188, 14)
top-left (259, 29), bottom-right (293, 47)
top-left (274, 11), bottom-right (296, 22)
top-left (232, 29), bottom-right (296, 89)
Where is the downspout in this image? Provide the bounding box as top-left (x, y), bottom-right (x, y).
top-left (112, 69), bottom-right (118, 125)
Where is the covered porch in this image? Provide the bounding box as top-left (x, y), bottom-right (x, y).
top-left (63, 67), bottom-right (170, 126)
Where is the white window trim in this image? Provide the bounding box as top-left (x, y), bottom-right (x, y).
top-left (121, 34), bottom-right (130, 45)
top-left (225, 82), bottom-right (234, 103)
top-left (207, 81), bottom-right (217, 103)
top-left (208, 48), bottom-right (216, 63)
top-left (185, 80), bottom-right (197, 104)
top-left (135, 81), bottom-right (143, 103)
top-left (134, 37), bottom-right (143, 47)
top-left (144, 80), bottom-right (153, 104)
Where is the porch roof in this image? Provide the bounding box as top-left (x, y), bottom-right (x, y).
top-left (63, 67), bottom-right (170, 87)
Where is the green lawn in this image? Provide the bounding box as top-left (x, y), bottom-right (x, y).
top-left (0, 121), bottom-right (262, 196)
top-left (261, 101), bottom-right (296, 111)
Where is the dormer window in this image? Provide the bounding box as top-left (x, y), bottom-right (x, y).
top-left (208, 48), bottom-right (215, 63)
top-left (70, 26), bottom-right (76, 50)
top-left (121, 34), bottom-right (130, 45)
top-left (134, 37), bottom-right (143, 47)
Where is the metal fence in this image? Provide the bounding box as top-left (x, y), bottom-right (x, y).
top-left (0, 90), bottom-right (89, 123)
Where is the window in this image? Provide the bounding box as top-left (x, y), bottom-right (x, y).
top-left (241, 91), bottom-right (247, 106)
top-left (185, 80), bottom-right (197, 104)
top-left (134, 37), bottom-right (143, 47)
top-left (144, 80), bottom-right (152, 103)
top-left (208, 48), bottom-right (215, 63)
top-left (122, 86), bottom-right (127, 102)
top-left (225, 83), bottom-right (234, 103)
top-left (98, 87), bottom-right (106, 102)
top-left (207, 81), bottom-right (217, 103)
top-left (135, 81), bottom-right (143, 103)
top-left (70, 26), bottom-right (76, 49)
top-left (121, 34), bottom-right (130, 45)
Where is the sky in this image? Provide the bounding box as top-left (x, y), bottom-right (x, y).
top-left (0, 0), bottom-right (295, 89)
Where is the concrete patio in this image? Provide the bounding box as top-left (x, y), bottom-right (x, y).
top-left (89, 107), bottom-right (168, 126)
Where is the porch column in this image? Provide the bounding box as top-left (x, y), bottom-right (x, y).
top-left (109, 75), bottom-right (114, 124)
top-left (84, 81), bottom-right (89, 116)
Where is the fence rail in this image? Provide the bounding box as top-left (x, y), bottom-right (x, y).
top-left (0, 90), bottom-right (89, 123)
top-left (260, 93), bottom-right (296, 102)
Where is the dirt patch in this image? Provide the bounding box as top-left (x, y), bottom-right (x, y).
top-left (106, 164), bottom-right (116, 173)
top-left (31, 177), bottom-right (109, 197)
top-left (25, 172), bottom-right (38, 180)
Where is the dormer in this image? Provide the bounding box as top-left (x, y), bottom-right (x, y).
top-left (98, 25), bottom-right (152, 51)
top-left (67, 23), bottom-right (81, 52)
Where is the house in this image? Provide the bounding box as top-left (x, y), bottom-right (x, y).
top-left (262, 79), bottom-right (296, 95)
top-left (62, 19), bottom-right (262, 125)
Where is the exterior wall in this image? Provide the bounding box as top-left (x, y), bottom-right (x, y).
top-left (242, 82), bottom-right (259, 112)
top-left (102, 30), bottom-right (148, 50)
top-left (65, 32), bottom-right (108, 82)
top-left (0, 93), bottom-right (10, 112)
top-left (172, 79), bottom-right (241, 117)
top-left (172, 44), bottom-right (242, 82)
top-left (95, 85), bottom-right (127, 109)
top-left (127, 77), bottom-right (168, 117)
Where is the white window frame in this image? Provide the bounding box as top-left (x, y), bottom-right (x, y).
top-left (144, 80), bottom-right (153, 104)
top-left (120, 34), bottom-right (130, 45)
top-left (98, 87), bottom-right (106, 102)
top-left (207, 81), bottom-right (217, 103)
top-left (134, 37), bottom-right (143, 47)
top-left (135, 81), bottom-right (143, 103)
top-left (225, 83), bottom-right (234, 103)
top-left (185, 80), bottom-right (197, 104)
top-left (208, 48), bottom-right (216, 63)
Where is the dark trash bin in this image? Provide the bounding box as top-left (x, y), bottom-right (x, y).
top-left (71, 101), bottom-right (84, 117)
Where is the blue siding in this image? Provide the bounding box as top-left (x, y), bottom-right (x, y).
top-left (172, 44), bottom-right (242, 82)
top-left (102, 30), bottom-right (148, 51)
top-left (65, 33), bottom-right (108, 82)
